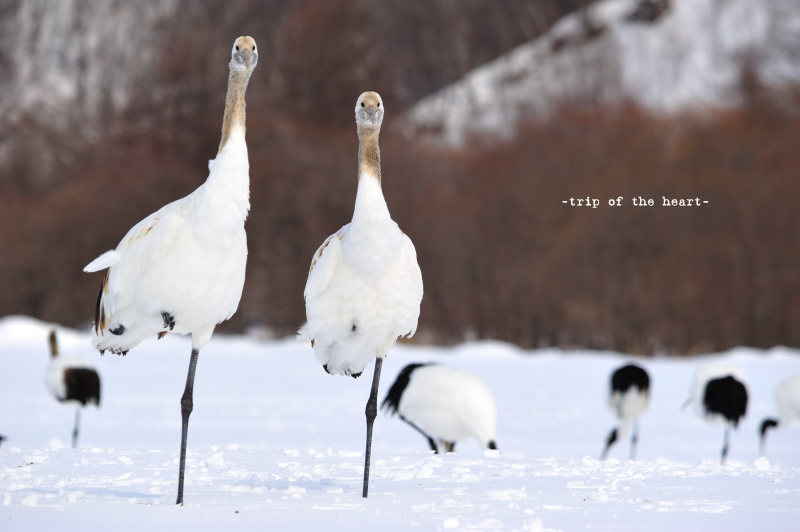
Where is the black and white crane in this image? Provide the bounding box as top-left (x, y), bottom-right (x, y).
top-left (382, 364), bottom-right (498, 454)
top-left (44, 330), bottom-right (100, 448)
top-left (759, 373), bottom-right (800, 456)
top-left (298, 92), bottom-right (424, 498)
top-left (600, 363), bottom-right (650, 461)
top-left (683, 364), bottom-right (748, 465)
top-left (83, 37), bottom-right (258, 505)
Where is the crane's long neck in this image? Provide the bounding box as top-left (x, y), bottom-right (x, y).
top-left (201, 66), bottom-right (252, 224)
top-left (218, 68), bottom-right (252, 154)
top-left (353, 127), bottom-right (389, 225)
top-left (358, 127), bottom-right (381, 185)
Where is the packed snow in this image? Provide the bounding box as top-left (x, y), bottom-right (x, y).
top-left (1, 316), bottom-right (798, 531)
top-left (405, 0), bottom-right (800, 146)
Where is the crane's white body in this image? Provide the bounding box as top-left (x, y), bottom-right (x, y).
top-left (398, 365), bottom-right (497, 448)
top-left (298, 169), bottom-right (423, 377)
top-left (85, 127), bottom-right (250, 353)
top-left (685, 363), bottom-right (747, 427)
top-left (45, 354), bottom-right (96, 406)
top-left (608, 388), bottom-right (649, 438)
top-left (773, 374), bottom-right (800, 429)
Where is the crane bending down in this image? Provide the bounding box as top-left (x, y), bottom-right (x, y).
top-left (45, 330), bottom-right (101, 448)
top-left (83, 36), bottom-right (258, 505)
top-left (382, 364), bottom-right (498, 454)
top-left (683, 364), bottom-right (748, 465)
top-left (298, 92), bottom-right (423, 498)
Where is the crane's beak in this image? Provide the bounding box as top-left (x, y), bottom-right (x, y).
top-left (241, 50), bottom-right (254, 71)
top-left (366, 107), bottom-right (378, 125)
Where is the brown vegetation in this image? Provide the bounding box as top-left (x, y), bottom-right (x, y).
top-left (1, 91), bottom-right (798, 354)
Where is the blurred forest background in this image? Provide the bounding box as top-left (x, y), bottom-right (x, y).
top-left (0, 0), bottom-right (798, 354)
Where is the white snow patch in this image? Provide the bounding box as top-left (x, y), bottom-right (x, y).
top-left (442, 517), bottom-right (459, 529)
top-left (0, 316), bottom-right (797, 530)
top-left (754, 457), bottom-right (771, 471)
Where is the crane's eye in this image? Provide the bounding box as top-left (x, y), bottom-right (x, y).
top-left (235, 45), bottom-right (240, 51)
top-left (361, 102), bottom-right (365, 107)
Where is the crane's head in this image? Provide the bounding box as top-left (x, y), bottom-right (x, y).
top-left (355, 92), bottom-right (384, 130)
top-left (230, 36), bottom-right (258, 72)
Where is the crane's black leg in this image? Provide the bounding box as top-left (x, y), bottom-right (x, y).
top-left (72, 409), bottom-right (81, 448)
top-left (630, 421), bottom-right (639, 461)
top-left (720, 427), bottom-right (729, 466)
top-left (400, 416), bottom-right (438, 453)
top-left (362, 357), bottom-right (383, 498)
top-left (427, 437), bottom-right (438, 453)
top-left (600, 427), bottom-right (618, 460)
top-left (176, 348), bottom-right (200, 506)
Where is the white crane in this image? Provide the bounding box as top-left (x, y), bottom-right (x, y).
top-left (44, 330), bottom-right (100, 448)
top-left (83, 36), bottom-right (258, 505)
top-left (298, 92), bottom-right (423, 498)
top-left (382, 364), bottom-right (497, 454)
top-left (759, 373), bottom-right (800, 456)
top-left (600, 363), bottom-right (650, 461)
top-left (683, 364), bottom-right (748, 465)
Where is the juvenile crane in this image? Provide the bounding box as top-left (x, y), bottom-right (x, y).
top-left (600, 364), bottom-right (650, 461)
top-left (759, 374), bottom-right (800, 456)
top-left (44, 330), bottom-right (100, 448)
top-left (83, 36), bottom-right (258, 505)
top-left (683, 364), bottom-right (748, 465)
top-left (298, 92), bottom-right (423, 498)
top-left (382, 364), bottom-right (498, 454)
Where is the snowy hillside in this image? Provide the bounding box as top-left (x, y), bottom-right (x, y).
top-left (405, 0), bottom-right (800, 146)
top-left (1, 316), bottom-right (798, 530)
top-left (0, 1), bottom-right (177, 127)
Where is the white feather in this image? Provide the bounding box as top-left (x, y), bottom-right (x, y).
top-left (83, 250), bottom-right (120, 272)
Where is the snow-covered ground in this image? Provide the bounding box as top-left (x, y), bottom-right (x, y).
top-left (1, 316), bottom-right (798, 531)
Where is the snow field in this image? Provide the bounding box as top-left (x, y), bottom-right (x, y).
top-left (1, 316), bottom-right (798, 531)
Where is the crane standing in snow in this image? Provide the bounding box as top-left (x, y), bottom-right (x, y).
top-left (600, 364), bottom-right (650, 461)
top-left (298, 92), bottom-right (423, 498)
top-left (45, 330), bottom-right (101, 448)
top-left (759, 374), bottom-right (800, 456)
top-left (382, 364), bottom-right (498, 454)
top-left (83, 37), bottom-right (258, 505)
top-left (683, 364), bottom-right (748, 465)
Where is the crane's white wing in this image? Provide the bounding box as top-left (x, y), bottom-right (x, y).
top-left (90, 198), bottom-right (187, 325)
top-left (303, 224), bottom-right (349, 302)
top-left (399, 233), bottom-right (424, 337)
